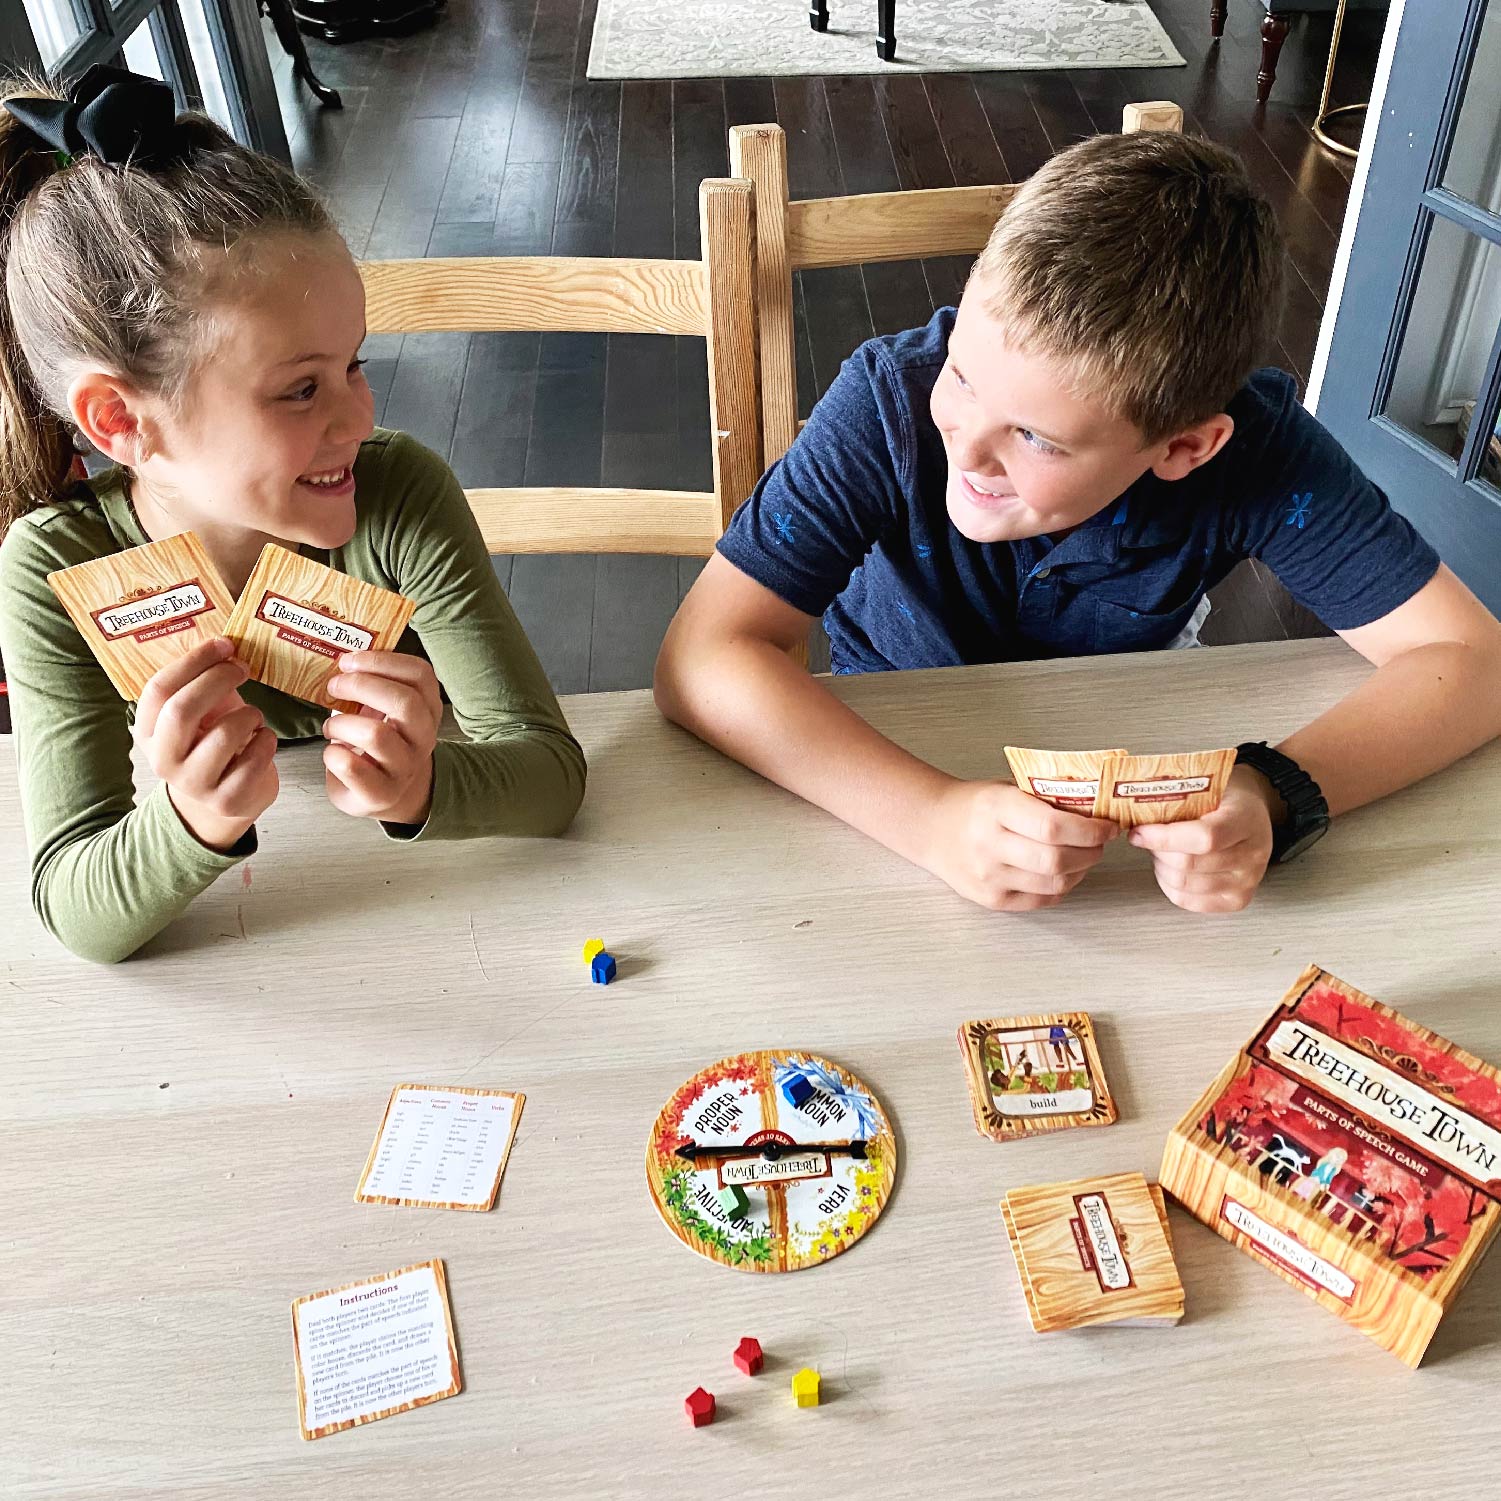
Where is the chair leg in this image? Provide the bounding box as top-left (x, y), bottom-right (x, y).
top-left (1210, 0), bottom-right (1226, 38)
top-left (809, 0), bottom-right (828, 31)
top-left (260, 0), bottom-right (343, 107)
top-left (876, 0), bottom-right (895, 60)
top-left (1258, 12), bottom-right (1290, 104)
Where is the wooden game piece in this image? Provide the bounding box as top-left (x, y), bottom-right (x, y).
top-left (1002, 1172), bottom-right (1185, 1333)
top-left (591, 951), bottom-right (617, 985)
top-left (684, 1387), bottom-right (716, 1427)
top-left (582, 938), bottom-right (605, 965)
top-left (1161, 964), bottom-right (1501, 1368)
top-left (45, 532), bottom-right (235, 701)
top-left (715, 1184), bottom-right (750, 1221)
top-left (957, 1012), bottom-right (1117, 1142)
top-left (1093, 748), bottom-right (1236, 827)
top-left (1004, 746), bottom-right (1129, 814)
top-left (1122, 100), bottom-right (1184, 133)
top-left (733, 1336), bottom-right (763, 1375)
top-left (645, 1051), bottom-right (898, 1274)
top-left (224, 543), bottom-right (416, 710)
top-left (791, 1368), bottom-right (820, 1407)
top-left (781, 1074), bottom-right (815, 1109)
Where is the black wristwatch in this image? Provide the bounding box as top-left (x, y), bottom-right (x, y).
top-left (1235, 742), bottom-right (1329, 865)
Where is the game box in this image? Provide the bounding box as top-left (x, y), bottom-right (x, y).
top-left (1160, 964), bottom-right (1501, 1366)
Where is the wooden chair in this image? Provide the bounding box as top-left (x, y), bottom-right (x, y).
top-left (357, 178), bottom-right (762, 559)
top-left (728, 102), bottom-right (1183, 473)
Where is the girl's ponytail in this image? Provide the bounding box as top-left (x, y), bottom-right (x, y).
top-left (0, 78), bottom-right (73, 527)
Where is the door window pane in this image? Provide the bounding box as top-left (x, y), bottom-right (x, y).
top-left (178, 0), bottom-right (236, 131)
top-left (1443, 0), bottom-right (1501, 215)
top-left (120, 17), bottom-right (168, 81)
top-left (1383, 214), bottom-right (1501, 475)
top-left (20, 0), bottom-right (92, 67)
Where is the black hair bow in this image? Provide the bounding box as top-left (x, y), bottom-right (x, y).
top-left (3, 64), bottom-right (187, 169)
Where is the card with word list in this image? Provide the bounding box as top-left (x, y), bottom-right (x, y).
top-left (291, 1258), bottom-right (461, 1440)
top-left (355, 1084), bottom-right (524, 1211)
top-left (46, 532), bottom-right (235, 701)
top-left (224, 543), bottom-right (415, 710)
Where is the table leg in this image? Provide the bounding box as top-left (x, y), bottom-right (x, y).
top-left (1257, 12), bottom-right (1291, 105)
top-left (876, 0), bottom-right (894, 61)
top-left (809, 0), bottom-right (828, 32)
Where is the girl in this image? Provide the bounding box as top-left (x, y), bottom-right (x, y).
top-left (0, 67), bottom-right (586, 963)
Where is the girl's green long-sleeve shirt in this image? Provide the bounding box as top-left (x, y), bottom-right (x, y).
top-left (0, 428), bottom-right (586, 964)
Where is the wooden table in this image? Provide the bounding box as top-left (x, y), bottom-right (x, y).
top-left (4, 639), bottom-right (1499, 1498)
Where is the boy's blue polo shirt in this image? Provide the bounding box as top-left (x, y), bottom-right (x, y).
top-left (718, 308), bottom-right (1440, 673)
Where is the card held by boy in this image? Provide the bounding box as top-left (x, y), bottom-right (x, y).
top-left (46, 532), bottom-right (235, 702)
top-left (1005, 747), bottom-right (1128, 814)
top-left (1093, 748), bottom-right (1236, 827)
top-left (225, 543), bottom-right (416, 710)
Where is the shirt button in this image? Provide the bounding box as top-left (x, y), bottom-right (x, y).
top-left (1035, 567), bottom-right (1051, 579)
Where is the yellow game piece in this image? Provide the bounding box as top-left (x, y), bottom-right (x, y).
top-left (791, 1367), bottom-right (820, 1408)
top-left (582, 938), bottom-right (605, 965)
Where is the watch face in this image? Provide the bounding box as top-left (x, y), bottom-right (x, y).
top-left (1276, 821), bottom-right (1329, 864)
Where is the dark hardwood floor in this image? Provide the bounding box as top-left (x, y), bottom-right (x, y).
top-left (269, 0), bottom-right (1386, 692)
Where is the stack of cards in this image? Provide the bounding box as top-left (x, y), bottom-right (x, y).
top-left (1002, 1171), bottom-right (1185, 1332)
top-left (956, 1012), bottom-right (1117, 1142)
top-left (1006, 744), bottom-right (1236, 826)
top-left (47, 532), bottom-right (415, 708)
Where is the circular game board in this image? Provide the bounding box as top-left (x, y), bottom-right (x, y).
top-left (645, 1050), bottom-right (897, 1273)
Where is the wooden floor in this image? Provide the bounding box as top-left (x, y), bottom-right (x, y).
top-left (270, 0), bottom-right (1386, 692)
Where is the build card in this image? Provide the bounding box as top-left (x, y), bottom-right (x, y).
top-left (1004, 747), bottom-right (1128, 814)
top-left (355, 1084), bottom-right (524, 1211)
top-left (291, 1258), bottom-right (461, 1440)
top-left (957, 1012), bottom-right (1117, 1141)
top-left (1093, 748), bottom-right (1236, 827)
top-left (224, 543), bottom-right (415, 710)
top-left (46, 532), bottom-right (235, 701)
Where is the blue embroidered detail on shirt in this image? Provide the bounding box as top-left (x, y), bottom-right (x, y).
top-left (915, 542), bottom-right (932, 560)
top-left (1285, 492), bottom-right (1313, 529)
top-left (771, 512), bottom-right (796, 545)
top-left (895, 598), bottom-right (916, 623)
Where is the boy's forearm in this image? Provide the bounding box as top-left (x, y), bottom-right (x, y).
top-left (1274, 640), bottom-right (1501, 818)
top-left (655, 635), bottom-right (956, 867)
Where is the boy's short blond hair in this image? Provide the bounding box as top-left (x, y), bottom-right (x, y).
top-left (973, 130), bottom-right (1285, 444)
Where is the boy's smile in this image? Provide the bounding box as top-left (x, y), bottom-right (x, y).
top-left (930, 274), bottom-right (1225, 546)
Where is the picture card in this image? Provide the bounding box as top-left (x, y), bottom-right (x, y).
top-left (957, 1012), bottom-right (1117, 1141)
top-left (1004, 747), bottom-right (1128, 814)
top-left (46, 532), bottom-right (235, 701)
top-left (356, 1084), bottom-right (524, 1211)
top-left (291, 1258), bottom-right (461, 1440)
top-left (1002, 1173), bottom-right (1184, 1333)
top-left (224, 543), bottom-right (415, 709)
top-left (1093, 748), bottom-right (1236, 827)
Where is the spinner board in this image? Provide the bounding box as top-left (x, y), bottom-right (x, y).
top-left (645, 1051), bottom-right (897, 1273)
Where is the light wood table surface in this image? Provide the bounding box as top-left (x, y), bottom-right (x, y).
top-left (4, 638), bottom-right (1500, 1499)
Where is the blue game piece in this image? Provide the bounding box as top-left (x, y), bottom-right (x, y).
top-left (591, 951), bottom-right (617, 985)
top-left (781, 1074), bottom-right (815, 1109)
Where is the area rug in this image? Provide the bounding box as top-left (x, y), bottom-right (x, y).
top-left (588, 0), bottom-right (1186, 80)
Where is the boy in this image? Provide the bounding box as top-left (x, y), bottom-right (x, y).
top-left (654, 131), bottom-right (1501, 915)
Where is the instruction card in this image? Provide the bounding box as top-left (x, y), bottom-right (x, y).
top-left (291, 1258), bottom-right (461, 1440)
top-left (355, 1084), bottom-right (524, 1211)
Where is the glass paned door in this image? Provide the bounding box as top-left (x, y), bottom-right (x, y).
top-left (1317, 0), bottom-right (1501, 607)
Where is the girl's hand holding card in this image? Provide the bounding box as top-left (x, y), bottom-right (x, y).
top-left (320, 649), bottom-right (442, 827)
top-left (137, 637), bottom-right (280, 851)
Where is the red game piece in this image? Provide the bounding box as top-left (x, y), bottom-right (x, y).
top-left (732, 1337), bottom-right (763, 1376)
top-left (684, 1387), bottom-right (716, 1427)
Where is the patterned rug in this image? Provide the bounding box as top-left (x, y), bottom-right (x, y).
top-left (587, 0), bottom-right (1186, 79)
